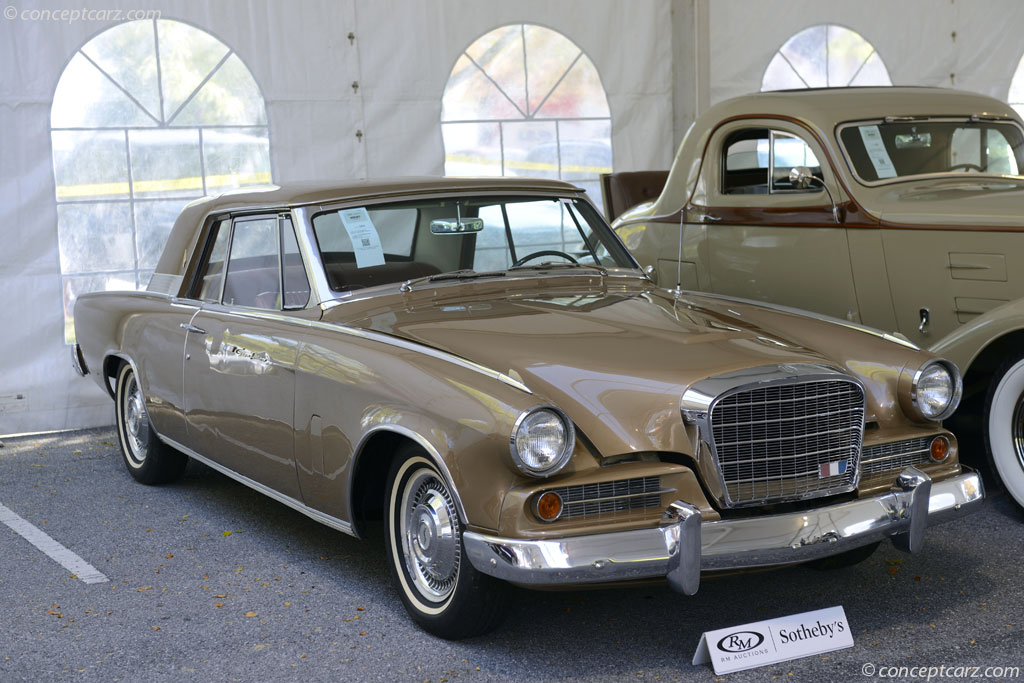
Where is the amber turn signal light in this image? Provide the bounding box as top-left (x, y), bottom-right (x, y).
top-left (929, 435), bottom-right (950, 463)
top-left (535, 491), bottom-right (563, 522)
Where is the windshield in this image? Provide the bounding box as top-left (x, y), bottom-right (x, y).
top-left (311, 195), bottom-right (637, 293)
top-left (838, 119), bottom-right (1024, 184)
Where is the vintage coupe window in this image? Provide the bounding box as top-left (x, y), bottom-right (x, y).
top-left (197, 215), bottom-right (309, 310)
top-left (312, 196), bottom-right (634, 293)
top-left (723, 129), bottom-right (822, 195)
top-left (839, 120), bottom-right (1024, 183)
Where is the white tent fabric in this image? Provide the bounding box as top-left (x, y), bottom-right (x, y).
top-left (0, 0), bottom-right (673, 433)
top-left (5, 0), bottom-right (1024, 434)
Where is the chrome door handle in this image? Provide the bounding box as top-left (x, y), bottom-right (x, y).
top-left (918, 308), bottom-right (930, 334)
top-left (698, 213), bottom-right (722, 223)
top-left (180, 322), bottom-right (207, 335)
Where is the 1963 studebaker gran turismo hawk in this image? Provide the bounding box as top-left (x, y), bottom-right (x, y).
top-left (73, 177), bottom-right (982, 638)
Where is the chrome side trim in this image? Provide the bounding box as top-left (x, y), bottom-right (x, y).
top-left (205, 305), bottom-right (531, 394)
top-left (160, 435), bottom-right (356, 537)
top-left (464, 468), bottom-right (983, 593)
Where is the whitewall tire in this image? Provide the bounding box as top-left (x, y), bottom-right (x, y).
top-left (114, 362), bottom-right (187, 485)
top-left (985, 355), bottom-right (1024, 510)
top-left (384, 444), bottom-right (506, 639)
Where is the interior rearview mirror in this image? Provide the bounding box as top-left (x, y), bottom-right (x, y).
top-left (430, 218), bottom-right (485, 234)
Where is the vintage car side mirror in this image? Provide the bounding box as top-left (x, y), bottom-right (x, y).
top-left (789, 166), bottom-right (814, 189)
top-left (789, 166), bottom-right (842, 224)
top-left (430, 217), bottom-right (485, 234)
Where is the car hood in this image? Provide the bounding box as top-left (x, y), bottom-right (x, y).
top-left (864, 177), bottom-right (1024, 227)
top-left (323, 277), bottom-right (880, 457)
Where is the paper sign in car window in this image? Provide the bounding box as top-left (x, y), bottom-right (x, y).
top-left (858, 125), bottom-right (898, 179)
top-left (339, 208), bottom-right (386, 268)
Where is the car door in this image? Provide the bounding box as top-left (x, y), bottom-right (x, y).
top-left (693, 121), bottom-right (862, 322)
top-left (182, 213), bottom-right (312, 498)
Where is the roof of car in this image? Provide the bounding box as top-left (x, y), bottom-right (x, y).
top-left (156, 176), bottom-right (586, 279)
top-left (705, 87), bottom-right (1020, 130)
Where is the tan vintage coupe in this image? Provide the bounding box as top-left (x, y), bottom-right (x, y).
top-left (73, 177), bottom-right (982, 638)
top-left (608, 87), bottom-right (1024, 511)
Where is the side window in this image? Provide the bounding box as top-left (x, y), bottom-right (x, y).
top-left (722, 129), bottom-right (822, 195)
top-left (281, 217), bottom-right (311, 309)
top-left (952, 127), bottom-right (1019, 175)
top-left (223, 217), bottom-right (281, 309)
top-left (196, 219), bottom-right (231, 302)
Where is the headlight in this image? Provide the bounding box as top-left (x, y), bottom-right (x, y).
top-left (510, 407), bottom-right (575, 477)
top-left (912, 359), bottom-right (962, 422)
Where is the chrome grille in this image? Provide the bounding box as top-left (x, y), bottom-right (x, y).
top-left (861, 437), bottom-right (931, 475)
top-left (548, 476), bottom-right (662, 520)
top-left (710, 379), bottom-right (865, 506)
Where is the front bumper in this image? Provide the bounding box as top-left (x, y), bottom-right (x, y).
top-left (464, 466), bottom-right (983, 595)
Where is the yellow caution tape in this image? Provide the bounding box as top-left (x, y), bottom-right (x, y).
top-left (445, 154), bottom-right (611, 175)
top-left (55, 172), bottom-right (273, 199)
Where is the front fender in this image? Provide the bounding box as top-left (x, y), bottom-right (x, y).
top-left (928, 297), bottom-right (1024, 373)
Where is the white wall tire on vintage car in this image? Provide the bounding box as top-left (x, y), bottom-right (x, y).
top-left (385, 445), bottom-right (506, 639)
top-left (114, 363), bottom-right (188, 485)
top-left (986, 354), bottom-right (1024, 510)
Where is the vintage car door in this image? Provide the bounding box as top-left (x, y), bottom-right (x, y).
top-left (182, 213), bottom-right (312, 499)
top-left (692, 120), bottom-right (862, 322)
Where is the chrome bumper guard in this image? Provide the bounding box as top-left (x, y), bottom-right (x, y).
top-left (464, 467), bottom-right (983, 595)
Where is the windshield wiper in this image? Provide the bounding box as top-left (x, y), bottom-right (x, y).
top-left (506, 262), bottom-right (608, 275)
top-left (400, 269), bottom-right (506, 292)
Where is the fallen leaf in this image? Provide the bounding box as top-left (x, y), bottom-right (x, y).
top-left (215, 594), bottom-right (227, 598)
top-left (223, 531), bottom-right (232, 537)
top-left (215, 603), bottom-right (223, 607)
top-left (284, 602), bottom-right (291, 606)
top-left (152, 626), bottom-right (160, 631)
top-left (888, 567), bottom-right (899, 576)
top-left (138, 586), bottom-right (153, 592)
top-left (245, 611), bottom-right (258, 618)
top-left (165, 553), bottom-right (174, 559)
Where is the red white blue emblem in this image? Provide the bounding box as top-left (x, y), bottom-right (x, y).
top-left (819, 460), bottom-right (849, 478)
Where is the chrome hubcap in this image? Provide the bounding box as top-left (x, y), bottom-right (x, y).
top-left (123, 376), bottom-right (148, 464)
top-left (402, 470), bottom-right (459, 601)
top-left (1013, 392), bottom-right (1024, 472)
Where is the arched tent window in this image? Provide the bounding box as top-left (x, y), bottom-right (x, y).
top-left (761, 24), bottom-right (892, 91)
top-left (1007, 54), bottom-right (1024, 119)
top-left (441, 24), bottom-right (612, 207)
top-left (51, 18), bottom-right (271, 343)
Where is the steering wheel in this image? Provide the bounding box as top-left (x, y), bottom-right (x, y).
top-left (512, 250), bottom-right (579, 267)
top-left (949, 162), bottom-right (985, 172)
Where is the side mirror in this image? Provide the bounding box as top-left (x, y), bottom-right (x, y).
top-left (429, 218), bottom-right (484, 234)
top-left (789, 166), bottom-right (814, 189)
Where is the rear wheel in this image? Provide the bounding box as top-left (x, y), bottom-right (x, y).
top-left (985, 353), bottom-right (1024, 510)
top-left (384, 445), bottom-right (506, 639)
top-left (114, 362), bottom-right (187, 485)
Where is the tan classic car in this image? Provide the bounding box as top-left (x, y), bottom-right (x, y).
top-left (608, 87), bottom-right (1024, 511)
top-left (73, 177), bottom-right (982, 639)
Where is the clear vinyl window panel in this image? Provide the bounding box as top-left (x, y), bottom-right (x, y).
top-left (51, 18), bottom-right (272, 343)
top-left (440, 24), bottom-right (612, 209)
top-left (761, 24), bottom-right (891, 91)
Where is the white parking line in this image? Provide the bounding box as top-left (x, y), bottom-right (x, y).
top-left (0, 502), bottom-right (108, 584)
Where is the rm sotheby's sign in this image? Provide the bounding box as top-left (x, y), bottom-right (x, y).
top-left (692, 605), bottom-right (853, 674)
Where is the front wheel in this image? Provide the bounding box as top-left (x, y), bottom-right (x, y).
top-left (114, 362), bottom-right (188, 485)
top-left (384, 445), bottom-right (506, 639)
top-left (985, 354), bottom-right (1024, 510)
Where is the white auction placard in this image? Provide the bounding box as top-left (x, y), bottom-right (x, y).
top-left (338, 207), bottom-right (386, 269)
top-left (692, 605), bottom-right (853, 674)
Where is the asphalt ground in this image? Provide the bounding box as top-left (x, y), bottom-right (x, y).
top-left (0, 427), bottom-right (1022, 683)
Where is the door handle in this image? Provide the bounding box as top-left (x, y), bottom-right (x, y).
top-left (918, 308), bottom-right (930, 334)
top-left (180, 322), bottom-right (207, 335)
top-left (697, 213), bottom-right (722, 223)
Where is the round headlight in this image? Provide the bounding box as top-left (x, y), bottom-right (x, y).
top-left (510, 407), bottom-right (575, 477)
top-left (913, 360), bottom-right (962, 422)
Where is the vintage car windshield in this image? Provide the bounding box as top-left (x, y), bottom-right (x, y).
top-left (311, 195), bottom-right (637, 293)
top-left (838, 118), bottom-right (1024, 184)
